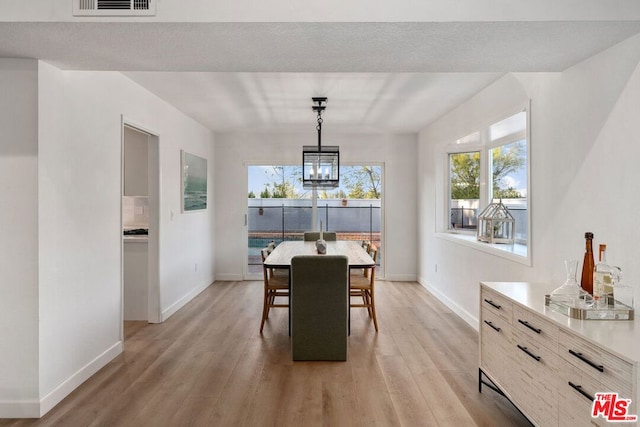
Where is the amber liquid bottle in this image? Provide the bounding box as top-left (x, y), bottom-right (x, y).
top-left (581, 232), bottom-right (595, 294)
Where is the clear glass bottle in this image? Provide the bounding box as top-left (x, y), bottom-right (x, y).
top-left (593, 244), bottom-right (612, 307)
top-left (551, 259), bottom-right (591, 307)
top-left (580, 232), bottom-right (595, 295)
top-left (611, 266), bottom-right (633, 308)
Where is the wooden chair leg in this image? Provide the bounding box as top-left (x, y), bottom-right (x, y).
top-left (370, 290), bottom-right (378, 331)
top-left (365, 291), bottom-right (373, 317)
top-left (260, 289), bottom-right (270, 333)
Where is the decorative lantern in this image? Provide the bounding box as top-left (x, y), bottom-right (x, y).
top-left (302, 97), bottom-right (340, 190)
top-left (302, 145), bottom-right (339, 189)
top-left (477, 200), bottom-right (515, 244)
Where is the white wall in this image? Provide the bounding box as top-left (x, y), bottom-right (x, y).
top-left (215, 131), bottom-right (417, 282)
top-left (0, 62), bottom-right (217, 417)
top-left (0, 59), bottom-right (39, 416)
top-left (418, 34), bottom-right (640, 327)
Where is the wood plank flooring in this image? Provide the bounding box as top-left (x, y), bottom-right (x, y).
top-left (0, 281), bottom-right (532, 427)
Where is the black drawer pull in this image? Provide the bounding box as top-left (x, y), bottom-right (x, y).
top-left (484, 320), bottom-right (501, 332)
top-left (568, 381), bottom-right (595, 402)
top-left (518, 319), bottom-right (542, 334)
top-left (517, 344), bottom-right (541, 362)
top-left (484, 299), bottom-right (501, 310)
top-left (569, 349), bottom-right (604, 372)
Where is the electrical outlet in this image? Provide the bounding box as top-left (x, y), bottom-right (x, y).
top-left (195, 263), bottom-right (198, 272)
top-left (435, 263), bottom-right (438, 273)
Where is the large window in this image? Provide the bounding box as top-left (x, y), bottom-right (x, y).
top-left (246, 164), bottom-right (383, 276)
top-left (446, 109), bottom-right (529, 257)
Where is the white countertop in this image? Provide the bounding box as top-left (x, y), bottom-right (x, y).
top-left (482, 281), bottom-right (640, 364)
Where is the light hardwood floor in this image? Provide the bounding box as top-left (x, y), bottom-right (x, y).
top-left (1, 281), bottom-right (532, 427)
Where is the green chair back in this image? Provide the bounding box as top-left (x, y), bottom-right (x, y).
top-left (303, 231), bottom-right (337, 241)
top-left (290, 255), bottom-right (348, 361)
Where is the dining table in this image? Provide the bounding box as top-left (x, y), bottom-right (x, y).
top-left (263, 240), bottom-right (375, 270)
top-left (263, 240), bottom-right (376, 341)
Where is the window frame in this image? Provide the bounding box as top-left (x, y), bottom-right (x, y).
top-left (441, 104), bottom-right (531, 265)
top-left (447, 149), bottom-right (482, 231)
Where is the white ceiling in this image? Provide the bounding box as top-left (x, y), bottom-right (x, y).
top-left (2, 21), bottom-right (640, 132)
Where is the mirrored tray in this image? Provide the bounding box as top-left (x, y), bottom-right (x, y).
top-left (545, 295), bottom-right (634, 320)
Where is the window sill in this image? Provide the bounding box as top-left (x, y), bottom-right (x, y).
top-left (435, 231), bottom-right (530, 266)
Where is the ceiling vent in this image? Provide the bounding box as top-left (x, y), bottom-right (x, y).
top-left (73, 0), bottom-right (156, 16)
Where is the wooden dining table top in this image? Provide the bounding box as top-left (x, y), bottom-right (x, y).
top-left (264, 240), bottom-right (375, 269)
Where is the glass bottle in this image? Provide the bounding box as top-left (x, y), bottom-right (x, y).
top-left (550, 259), bottom-right (591, 307)
top-left (594, 244), bottom-right (612, 307)
top-left (580, 232), bottom-right (594, 295)
top-left (611, 267), bottom-right (633, 308)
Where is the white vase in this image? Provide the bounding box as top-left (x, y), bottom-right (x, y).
top-left (316, 239), bottom-right (327, 254)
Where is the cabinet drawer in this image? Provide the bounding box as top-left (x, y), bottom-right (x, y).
top-left (481, 287), bottom-right (513, 322)
top-left (511, 329), bottom-right (559, 383)
top-left (559, 329), bottom-right (633, 394)
top-left (481, 307), bottom-right (512, 344)
top-left (510, 329), bottom-right (559, 426)
top-left (558, 359), bottom-right (615, 427)
top-left (480, 309), bottom-right (514, 390)
top-left (559, 381), bottom-right (604, 427)
top-left (513, 305), bottom-right (559, 351)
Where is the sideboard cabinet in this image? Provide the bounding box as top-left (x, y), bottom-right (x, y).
top-left (480, 282), bottom-right (639, 426)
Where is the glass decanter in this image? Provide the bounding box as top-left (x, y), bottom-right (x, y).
top-left (550, 260), bottom-right (593, 308)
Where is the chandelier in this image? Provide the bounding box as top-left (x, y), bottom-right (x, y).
top-left (302, 97), bottom-right (340, 189)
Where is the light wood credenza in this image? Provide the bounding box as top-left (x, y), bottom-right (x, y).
top-left (479, 282), bottom-right (639, 426)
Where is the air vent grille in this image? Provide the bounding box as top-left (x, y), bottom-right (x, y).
top-left (98, 0), bottom-right (132, 9)
top-left (133, 0), bottom-right (149, 9)
top-left (74, 0), bottom-right (155, 15)
top-left (78, 0), bottom-right (96, 10)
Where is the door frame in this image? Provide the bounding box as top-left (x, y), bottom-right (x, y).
top-left (120, 117), bottom-right (162, 338)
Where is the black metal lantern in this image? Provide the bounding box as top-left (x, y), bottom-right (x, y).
top-left (302, 97), bottom-right (340, 189)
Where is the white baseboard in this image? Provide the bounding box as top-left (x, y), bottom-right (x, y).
top-left (382, 274), bottom-right (417, 282)
top-left (0, 340), bottom-right (122, 418)
top-left (417, 276), bottom-right (479, 331)
top-left (215, 273), bottom-right (243, 281)
top-left (161, 276), bottom-right (214, 321)
top-left (39, 340), bottom-right (123, 417)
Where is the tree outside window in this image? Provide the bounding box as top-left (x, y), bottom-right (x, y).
top-left (248, 165), bottom-right (382, 200)
top-left (491, 140), bottom-right (526, 200)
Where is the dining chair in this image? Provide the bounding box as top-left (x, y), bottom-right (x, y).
top-left (349, 244), bottom-right (379, 331)
top-left (262, 242), bottom-right (288, 279)
top-left (303, 231), bottom-right (337, 241)
top-left (290, 255), bottom-right (349, 361)
top-left (260, 248), bottom-right (289, 333)
top-left (359, 240), bottom-right (371, 278)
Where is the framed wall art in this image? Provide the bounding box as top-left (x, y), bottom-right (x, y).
top-left (181, 150), bottom-right (208, 212)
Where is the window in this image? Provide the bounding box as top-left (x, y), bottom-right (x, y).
top-left (246, 164), bottom-right (383, 276)
top-left (446, 108), bottom-right (529, 258)
top-left (449, 151), bottom-right (480, 230)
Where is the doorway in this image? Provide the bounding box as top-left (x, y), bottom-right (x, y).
top-left (121, 120), bottom-right (161, 338)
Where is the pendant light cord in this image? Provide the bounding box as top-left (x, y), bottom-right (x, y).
top-left (316, 108), bottom-right (323, 150)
